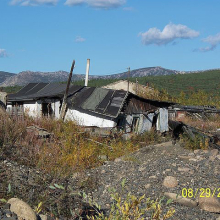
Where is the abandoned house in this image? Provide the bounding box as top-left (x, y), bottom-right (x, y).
top-left (7, 83), bottom-right (82, 118)
top-left (66, 86), bottom-right (172, 133)
top-left (7, 82), bottom-right (172, 134)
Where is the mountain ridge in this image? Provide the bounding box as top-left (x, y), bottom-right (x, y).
top-left (0, 71), bottom-right (16, 84)
top-left (0, 67), bottom-right (180, 87)
top-left (0, 67), bottom-right (220, 87)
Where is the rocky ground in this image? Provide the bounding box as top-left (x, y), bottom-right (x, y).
top-left (1, 141), bottom-right (220, 219)
top-left (81, 141), bottom-right (220, 220)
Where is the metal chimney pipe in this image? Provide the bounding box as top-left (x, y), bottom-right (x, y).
top-left (85, 59), bottom-right (90, 86)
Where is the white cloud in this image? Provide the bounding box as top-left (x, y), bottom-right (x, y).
top-left (0, 49), bottom-right (8, 58)
top-left (196, 33), bottom-right (220, 52)
top-left (75, 36), bottom-right (86, 42)
top-left (65, 0), bottom-right (126, 9)
top-left (139, 23), bottom-right (199, 46)
top-left (10, 0), bottom-right (58, 6)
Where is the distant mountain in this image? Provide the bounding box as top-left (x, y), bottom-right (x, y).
top-left (0, 70), bottom-right (98, 87)
top-left (104, 66), bottom-right (180, 79)
top-left (0, 71), bottom-right (16, 84)
top-left (0, 67), bottom-right (182, 87)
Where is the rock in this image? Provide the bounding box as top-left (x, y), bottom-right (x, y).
top-left (138, 166), bottom-right (146, 172)
top-left (199, 195), bottom-right (220, 213)
top-left (217, 155), bottom-right (220, 160)
top-left (163, 176), bottom-right (178, 188)
top-left (216, 216), bottom-right (220, 220)
top-left (7, 198), bottom-right (37, 220)
top-left (149, 175), bottom-right (157, 179)
top-left (164, 192), bottom-right (197, 208)
top-left (144, 184), bottom-right (151, 189)
top-left (39, 214), bottom-right (47, 220)
top-left (99, 155), bottom-right (108, 161)
top-left (178, 167), bottom-right (191, 172)
top-left (196, 155), bottom-right (204, 160)
top-left (194, 149), bottom-right (200, 154)
top-left (209, 156), bottom-right (216, 161)
top-left (114, 158), bottom-right (122, 162)
top-left (165, 169), bottom-right (171, 172)
top-left (210, 149), bottom-right (219, 157)
top-left (189, 170), bottom-right (194, 174)
top-left (189, 158), bottom-right (198, 162)
top-left (178, 155), bottom-right (191, 160)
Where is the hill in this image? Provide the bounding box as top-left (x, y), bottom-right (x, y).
top-left (133, 69), bottom-right (220, 97)
top-left (100, 66), bottom-right (179, 79)
top-left (74, 69), bottom-right (220, 98)
top-left (0, 71), bottom-right (78, 87)
top-left (1, 68), bottom-right (220, 101)
top-left (0, 67), bottom-right (179, 87)
top-left (0, 71), bottom-right (15, 84)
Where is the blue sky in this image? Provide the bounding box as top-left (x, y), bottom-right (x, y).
top-left (0, 0), bottom-right (220, 75)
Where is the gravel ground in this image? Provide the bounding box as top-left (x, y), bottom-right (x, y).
top-left (1, 141), bottom-right (220, 219)
top-left (73, 141), bottom-right (220, 220)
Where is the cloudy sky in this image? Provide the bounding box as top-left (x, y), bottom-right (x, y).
top-left (0, 0), bottom-right (220, 74)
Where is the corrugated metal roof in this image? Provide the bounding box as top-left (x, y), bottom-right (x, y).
top-left (8, 83), bottom-right (83, 101)
top-left (67, 87), bottom-right (128, 118)
top-left (8, 82), bottom-right (173, 119)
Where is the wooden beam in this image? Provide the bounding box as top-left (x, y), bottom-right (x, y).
top-left (60, 60), bottom-right (75, 120)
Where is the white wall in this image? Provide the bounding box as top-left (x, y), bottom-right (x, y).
top-left (65, 109), bottom-right (116, 128)
top-left (23, 101), bottom-right (39, 117)
top-left (156, 108), bottom-right (169, 132)
top-left (54, 100), bottom-right (61, 119)
top-left (8, 99), bottom-right (61, 118)
top-left (140, 113), bottom-right (154, 133)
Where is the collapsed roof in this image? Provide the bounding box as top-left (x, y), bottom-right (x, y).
top-left (8, 83), bottom-right (174, 119)
top-left (67, 87), bottom-right (128, 118)
top-left (67, 87), bottom-right (173, 118)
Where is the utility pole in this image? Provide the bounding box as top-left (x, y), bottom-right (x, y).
top-left (60, 60), bottom-right (75, 120)
top-left (127, 67), bottom-right (130, 92)
top-left (136, 78), bottom-right (138, 94)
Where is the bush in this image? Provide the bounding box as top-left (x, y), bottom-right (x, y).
top-left (0, 112), bottom-right (171, 177)
top-left (80, 180), bottom-right (175, 220)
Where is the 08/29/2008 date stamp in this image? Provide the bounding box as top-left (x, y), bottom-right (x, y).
top-left (182, 188), bottom-right (220, 198)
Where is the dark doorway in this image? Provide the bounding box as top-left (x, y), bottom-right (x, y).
top-left (117, 117), bottom-right (125, 131)
top-left (132, 117), bottom-right (139, 132)
top-left (42, 103), bottom-right (53, 117)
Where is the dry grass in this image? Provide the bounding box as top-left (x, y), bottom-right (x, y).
top-left (0, 110), bottom-right (27, 147)
top-left (177, 114), bottom-right (220, 150)
top-left (179, 115), bottom-right (220, 133)
top-left (0, 111), bottom-right (167, 177)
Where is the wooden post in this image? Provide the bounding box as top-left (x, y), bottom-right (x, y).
top-left (60, 60), bottom-right (75, 120)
